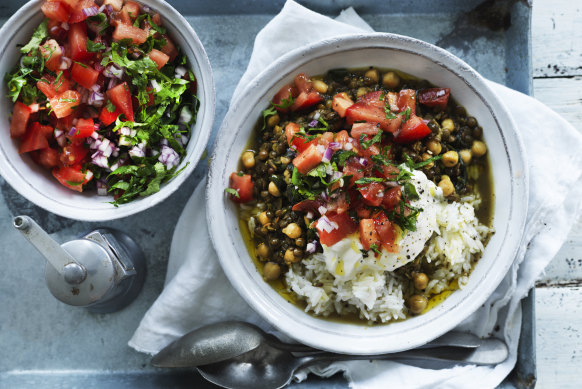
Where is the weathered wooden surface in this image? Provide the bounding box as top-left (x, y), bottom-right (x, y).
top-left (533, 0), bottom-right (582, 387)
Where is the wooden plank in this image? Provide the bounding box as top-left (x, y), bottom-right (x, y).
top-left (532, 0), bottom-right (582, 77)
top-left (535, 287), bottom-right (582, 388)
top-left (533, 77), bottom-right (582, 131)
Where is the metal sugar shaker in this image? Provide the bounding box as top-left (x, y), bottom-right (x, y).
top-left (13, 215), bottom-right (146, 313)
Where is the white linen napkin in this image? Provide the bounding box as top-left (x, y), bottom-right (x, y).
top-left (129, 1), bottom-right (582, 387)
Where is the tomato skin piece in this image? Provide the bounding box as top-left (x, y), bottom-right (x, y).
top-left (374, 213), bottom-right (398, 252)
top-left (10, 102), bottom-right (32, 138)
top-left (39, 39), bottom-right (63, 72)
top-left (292, 143), bottom-right (324, 174)
top-left (228, 173), bottom-right (253, 203)
top-left (290, 91), bottom-right (322, 112)
top-left (49, 90), bottom-right (81, 119)
top-left (342, 158), bottom-right (366, 188)
top-left (357, 91), bottom-right (385, 109)
top-left (359, 219), bottom-right (381, 251)
top-left (397, 89), bottom-right (417, 115)
top-left (418, 88), bottom-right (450, 109)
top-left (37, 74), bottom-right (73, 99)
top-left (69, 22), bottom-right (92, 62)
top-left (107, 82), bottom-right (134, 122)
top-left (382, 186), bottom-right (402, 210)
top-left (160, 35), bottom-right (179, 61)
top-left (331, 92), bottom-right (354, 118)
top-left (19, 122), bottom-right (52, 154)
top-left (358, 182), bottom-right (385, 207)
top-left (350, 122), bottom-right (381, 140)
top-left (316, 212), bottom-right (357, 247)
top-left (35, 148), bottom-right (60, 169)
top-left (72, 118), bottom-right (95, 138)
top-left (52, 166), bottom-right (88, 192)
top-left (59, 141), bottom-right (88, 166)
top-left (71, 62), bottom-right (99, 89)
top-left (99, 103), bottom-right (122, 125)
top-left (112, 23), bottom-right (148, 44)
top-left (148, 49), bottom-right (170, 70)
top-left (346, 103), bottom-right (401, 133)
top-left (394, 115), bottom-right (431, 143)
top-left (285, 122), bottom-right (314, 153)
top-left (272, 84), bottom-right (299, 113)
top-left (41, 1), bottom-right (71, 22)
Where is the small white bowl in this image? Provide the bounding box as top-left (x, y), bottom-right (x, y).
top-left (0, 0), bottom-right (215, 221)
top-left (207, 33), bottom-right (528, 354)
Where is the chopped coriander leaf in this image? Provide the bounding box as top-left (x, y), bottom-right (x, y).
top-left (225, 188), bottom-right (240, 198)
top-left (400, 107), bottom-right (411, 122)
top-left (106, 100), bottom-right (116, 113)
top-left (73, 61), bottom-right (88, 68)
top-left (20, 19), bottom-right (48, 54)
top-left (86, 39), bottom-right (106, 52)
top-left (354, 177), bottom-right (385, 185)
top-left (87, 13), bottom-right (109, 35)
top-left (403, 182), bottom-right (419, 200)
top-left (272, 92), bottom-right (295, 109)
top-left (369, 244), bottom-right (382, 255)
top-left (261, 106), bottom-right (277, 130)
top-left (360, 130), bottom-right (382, 150)
top-left (331, 150), bottom-right (357, 166)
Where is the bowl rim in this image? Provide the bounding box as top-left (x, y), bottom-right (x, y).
top-left (0, 0), bottom-right (215, 221)
top-left (207, 32), bottom-right (528, 354)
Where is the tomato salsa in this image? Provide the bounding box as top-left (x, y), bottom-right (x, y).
top-left (227, 67), bottom-right (492, 321)
top-left (5, 0), bottom-right (198, 204)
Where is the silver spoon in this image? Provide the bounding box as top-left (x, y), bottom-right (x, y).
top-left (151, 321), bottom-right (482, 368)
top-left (196, 338), bottom-right (508, 389)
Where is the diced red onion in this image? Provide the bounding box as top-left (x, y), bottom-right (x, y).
top-left (90, 84), bottom-right (101, 92)
top-left (318, 206), bottom-right (327, 215)
top-left (88, 91), bottom-right (105, 106)
top-left (160, 138), bottom-right (168, 146)
top-left (85, 170), bottom-right (94, 181)
top-left (159, 145), bottom-right (179, 168)
top-left (316, 216), bottom-right (339, 234)
top-left (54, 129), bottom-right (63, 138)
top-left (107, 78), bottom-right (118, 90)
top-left (105, 5), bottom-right (113, 14)
top-left (313, 112), bottom-right (321, 120)
top-left (306, 242), bottom-right (316, 254)
top-left (96, 179), bottom-right (108, 196)
top-left (422, 119), bottom-right (430, 125)
top-left (385, 181), bottom-right (400, 188)
top-left (332, 171), bottom-right (343, 180)
top-left (322, 147), bottom-right (333, 163)
top-left (91, 151), bottom-right (109, 168)
top-left (306, 211), bottom-right (314, 219)
top-left (179, 106), bottom-right (192, 124)
top-left (142, 5), bottom-right (151, 12)
top-left (120, 127), bottom-right (131, 136)
top-left (90, 131), bottom-right (100, 140)
top-left (359, 158), bottom-right (369, 166)
top-left (104, 65), bottom-right (123, 79)
top-left (180, 135), bottom-right (189, 145)
top-left (29, 103), bottom-right (39, 113)
top-left (308, 119), bottom-right (318, 127)
top-left (61, 22), bottom-right (69, 31)
top-left (82, 6), bottom-right (99, 17)
top-left (151, 79), bottom-right (161, 92)
top-left (59, 57), bottom-right (72, 70)
top-left (68, 127), bottom-right (78, 136)
top-left (175, 66), bottom-right (187, 78)
top-left (329, 141), bottom-right (341, 150)
top-left (320, 190), bottom-right (329, 201)
top-left (98, 4), bottom-right (106, 12)
top-left (129, 143), bottom-right (146, 158)
top-left (344, 142), bottom-right (353, 151)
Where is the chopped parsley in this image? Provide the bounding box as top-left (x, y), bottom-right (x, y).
top-left (225, 188), bottom-right (240, 198)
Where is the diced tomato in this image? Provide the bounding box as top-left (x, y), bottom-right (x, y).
top-left (346, 103), bottom-right (401, 133)
top-left (160, 35), bottom-right (179, 62)
top-left (326, 192), bottom-right (349, 215)
top-left (69, 0), bottom-right (97, 24)
top-left (49, 90), bottom-right (81, 119)
top-left (318, 131), bottom-right (334, 146)
top-left (294, 73), bottom-right (312, 93)
top-left (382, 186), bottom-right (402, 210)
top-left (334, 130), bottom-right (350, 148)
top-left (386, 92), bottom-right (399, 112)
top-left (10, 102), bottom-right (32, 138)
top-left (350, 122), bottom-right (381, 140)
top-left (352, 137), bottom-right (380, 159)
top-left (48, 19), bottom-right (68, 41)
top-left (358, 182), bottom-right (385, 207)
top-left (292, 199), bottom-right (323, 215)
top-left (99, 103), bottom-right (121, 125)
top-left (39, 39), bottom-right (63, 72)
top-left (71, 62), bottom-right (99, 89)
top-left (71, 118), bottom-right (94, 138)
top-left (107, 82), bottom-right (134, 121)
top-left (41, 1), bottom-right (70, 22)
top-left (418, 88), bottom-right (450, 109)
top-left (284, 122), bottom-right (313, 153)
top-left (69, 22), bottom-right (92, 62)
top-left (60, 0), bottom-right (82, 8)
top-left (352, 200), bottom-right (373, 218)
top-left (357, 91), bottom-right (385, 109)
top-left (55, 113), bottom-right (76, 131)
top-left (342, 158), bottom-right (366, 187)
top-left (37, 74), bottom-right (73, 99)
top-left (397, 89), bottom-right (417, 115)
top-left (272, 83), bottom-right (298, 113)
top-left (35, 148), bottom-right (60, 169)
top-left (19, 122), bottom-right (53, 154)
top-left (228, 173), bottom-right (253, 203)
top-left (290, 91), bottom-right (322, 112)
top-left (376, 164), bottom-right (400, 181)
top-left (152, 13), bottom-right (162, 25)
top-left (374, 213), bottom-right (398, 252)
top-left (359, 219), bottom-right (381, 251)
top-left (149, 49), bottom-right (170, 70)
top-left (122, 1), bottom-right (141, 20)
top-left (52, 165), bottom-right (90, 192)
top-left (394, 115), bottom-right (431, 143)
top-left (331, 92), bottom-right (354, 118)
top-left (316, 212), bottom-right (357, 247)
top-left (112, 23), bottom-right (148, 44)
top-left (59, 140), bottom-right (88, 166)
top-left (292, 143), bottom-right (323, 174)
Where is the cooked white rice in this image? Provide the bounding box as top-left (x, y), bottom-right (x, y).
top-left (285, 187), bottom-right (492, 323)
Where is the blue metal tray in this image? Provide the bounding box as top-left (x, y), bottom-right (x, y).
top-left (0, 0), bottom-right (535, 387)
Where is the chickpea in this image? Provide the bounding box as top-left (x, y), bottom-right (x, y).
top-left (258, 211), bottom-right (270, 226)
top-left (284, 248), bottom-right (299, 263)
top-left (364, 68), bottom-right (379, 83)
top-left (267, 114), bottom-right (280, 127)
top-left (256, 243), bottom-right (269, 259)
top-left (442, 150), bottom-right (459, 167)
top-left (356, 87), bottom-right (370, 98)
top-left (412, 272), bottom-right (429, 290)
top-left (471, 140), bottom-right (487, 157)
top-left (280, 156), bottom-right (290, 165)
top-left (438, 175), bottom-right (455, 197)
top-left (241, 151), bottom-right (255, 169)
top-left (421, 153), bottom-right (434, 169)
top-left (382, 71), bottom-right (400, 89)
top-left (427, 140), bottom-right (442, 155)
top-left (273, 125), bottom-right (283, 134)
top-left (459, 149), bottom-right (472, 164)
top-left (441, 118), bottom-right (455, 132)
top-left (408, 295), bottom-right (428, 314)
top-left (282, 222), bottom-right (302, 239)
top-left (312, 79), bottom-right (328, 94)
top-left (268, 181), bottom-right (281, 197)
top-left (263, 262), bottom-right (281, 281)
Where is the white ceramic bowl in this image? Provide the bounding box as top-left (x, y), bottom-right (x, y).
top-left (0, 0), bottom-right (214, 221)
top-left (207, 33), bottom-right (528, 354)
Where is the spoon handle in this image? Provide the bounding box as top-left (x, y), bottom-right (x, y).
top-left (295, 338), bottom-right (508, 369)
